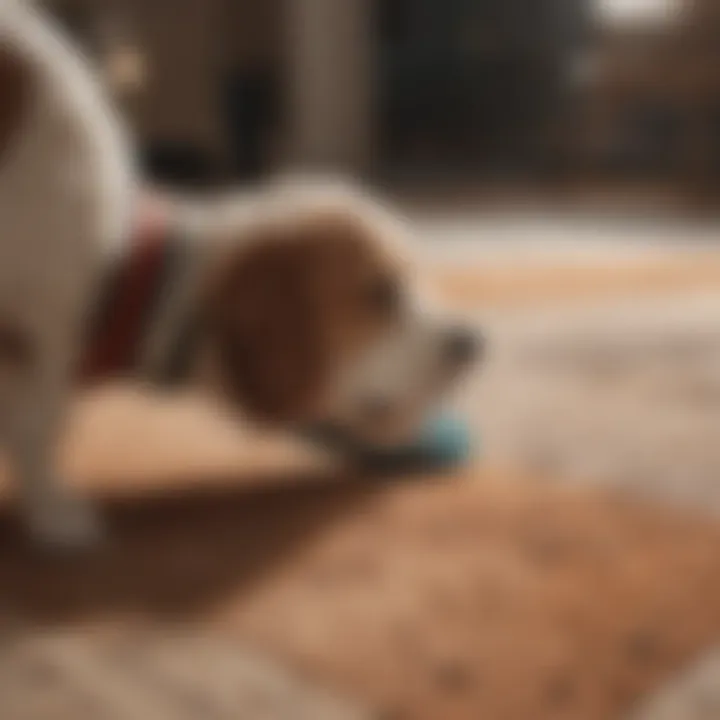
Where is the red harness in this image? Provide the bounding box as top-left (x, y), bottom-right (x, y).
top-left (80, 198), bottom-right (173, 382)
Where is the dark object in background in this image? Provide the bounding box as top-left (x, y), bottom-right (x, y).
top-left (142, 143), bottom-right (216, 189)
top-left (376, 0), bottom-right (590, 178)
top-left (222, 70), bottom-right (279, 181)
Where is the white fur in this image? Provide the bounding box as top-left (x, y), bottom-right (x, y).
top-left (0, 3), bottom-right (135, 547)
top-left (327, 289), bottom-right (464, 444)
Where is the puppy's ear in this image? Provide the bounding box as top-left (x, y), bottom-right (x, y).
top-left (205, 238), bottom-right (330, 423)
top-left (0, 41), bottom-right (29, 167)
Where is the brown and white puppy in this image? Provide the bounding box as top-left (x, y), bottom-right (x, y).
top-left (188, 182), bottom-right (481, 446)
top-left (0, 4), bottom-right (479, 549)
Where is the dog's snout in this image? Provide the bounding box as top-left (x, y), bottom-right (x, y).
top-left (444, 328), bottom-right (483, 366)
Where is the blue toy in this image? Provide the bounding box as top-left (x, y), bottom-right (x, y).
top-left (307, 415), bottom-right (474, 475)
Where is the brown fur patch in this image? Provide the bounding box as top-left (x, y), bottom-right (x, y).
top-left (205, 210), bottom-right (404, 423)
top-left (0, 41), bottom-right (30, 167)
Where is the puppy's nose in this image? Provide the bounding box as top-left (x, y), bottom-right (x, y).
top-left (444, 328), bottom-right (483, 366)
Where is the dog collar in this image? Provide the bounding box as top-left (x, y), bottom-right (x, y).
top-left (80, 200), bottom-right (195, 384)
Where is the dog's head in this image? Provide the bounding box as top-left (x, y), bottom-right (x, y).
top-left (201, 185), bottom-right (482, 445)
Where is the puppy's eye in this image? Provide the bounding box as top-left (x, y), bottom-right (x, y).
top-left (366, 275), bottom-right (401, 317)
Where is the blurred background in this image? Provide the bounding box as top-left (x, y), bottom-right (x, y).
top-left (4, 2), bottom-right (720, 720)
top-left (45, 0), bottom-right (720, 205)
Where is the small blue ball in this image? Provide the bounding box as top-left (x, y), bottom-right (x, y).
top-left (353, 415), bottom-right (475, 474)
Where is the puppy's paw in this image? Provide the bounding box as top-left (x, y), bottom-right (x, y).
top-left (24, 489), bottom-right (104, 553)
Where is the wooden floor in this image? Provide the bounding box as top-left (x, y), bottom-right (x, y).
top-left (0, 630), bottom-right (369, 720)
top-left (2, 249), bottom-right (720, 719)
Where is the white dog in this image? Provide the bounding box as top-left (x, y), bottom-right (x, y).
top-left (0, 2), bottom-right (480, 550)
